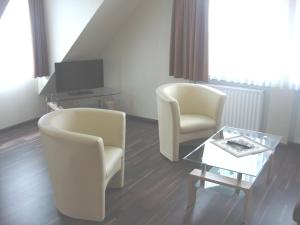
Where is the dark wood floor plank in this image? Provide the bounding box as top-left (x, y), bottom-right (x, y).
top-left (0, 117), bottom-right (299, 225)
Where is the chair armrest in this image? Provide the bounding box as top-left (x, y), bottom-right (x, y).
top-left (156, 87), bottom-right (181, 131)
top-left (156, 87), bottom-right (181, 161)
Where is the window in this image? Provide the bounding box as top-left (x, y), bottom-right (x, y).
top-left (209, 0), bottom-right (300, 90)
top-left (0, 0), bottom-right (33, 90)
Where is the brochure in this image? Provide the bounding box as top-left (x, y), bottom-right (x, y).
top-left (212, 135), bottom-right (270, 157)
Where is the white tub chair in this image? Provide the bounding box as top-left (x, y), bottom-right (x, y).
top-left (38, 108), bottom-right (126, 222)
top-left (156, 83), bottom-right (226, 162)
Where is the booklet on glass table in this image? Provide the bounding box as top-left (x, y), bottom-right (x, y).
top-left (212, 135), bottom-right (270, 157)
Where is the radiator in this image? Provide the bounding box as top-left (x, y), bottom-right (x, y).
top-left (209, 85), bottom-right (264, 131)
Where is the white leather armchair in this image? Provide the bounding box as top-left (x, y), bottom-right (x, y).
top-left (156, 83), bottom-right (226, 162)
top-left (38, 108), bottom-right (126, 222)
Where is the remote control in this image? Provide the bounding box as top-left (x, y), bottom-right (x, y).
top-left (226, 140), bottom-right (252, 149)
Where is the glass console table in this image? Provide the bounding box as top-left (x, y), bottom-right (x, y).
top-left (46, 87), bottom-right (120, 111)
top-left (184, 126), bottom-right (281, 224)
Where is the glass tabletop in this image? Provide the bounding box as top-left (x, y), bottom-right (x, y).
top-left (184, 126), bottom-right (281, 177)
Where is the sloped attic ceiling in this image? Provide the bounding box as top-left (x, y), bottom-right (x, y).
top-left (65, 0), bottom-right (146, 60)
top-left (40, 0), bottom-right (145, 95)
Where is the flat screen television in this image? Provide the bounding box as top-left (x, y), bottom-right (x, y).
top-left (55, 59), bottom-right (104, 93)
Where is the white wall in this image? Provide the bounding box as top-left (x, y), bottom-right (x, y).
top-left (100, 0), bottom-right (297, 143)
top-left (41, 0), bottom-right (143, 95)
top-left (289, 92), bottom-right (300, 143)
top-left (101, 0), bottom-right (185, 118)
top-left (41, 0), bottom-right (299, 143)
top-left (43, 0), bottom-right (104, 75)
top-left (0, 79), bottom-right (46, 130)
top-left (263, 89), bottom-right (294, 143)
top-left (64, 0), bottom-right (145, 61)
top-left (0, 0), bottom-right (48, 130)
top-left (1, 0), bottom-right (103, 129)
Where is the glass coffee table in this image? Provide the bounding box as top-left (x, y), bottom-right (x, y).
top-left (184, 126), bottom-right (281, 224)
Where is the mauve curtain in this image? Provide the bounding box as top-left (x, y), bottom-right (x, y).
top-left (0, 0), bottom-right (9, 19)
top-left (170, 0), bottom-right (209, 82)
top-left (28, 0), bottom-right (49, 77)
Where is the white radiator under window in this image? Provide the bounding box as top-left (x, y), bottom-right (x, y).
top-left (209, 85), bottom-right (264, 131)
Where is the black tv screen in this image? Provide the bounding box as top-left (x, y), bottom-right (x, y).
top-left (55, 59), bottom-right (104, 93)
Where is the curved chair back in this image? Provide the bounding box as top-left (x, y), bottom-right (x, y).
top-left (157, 83), bottom-right (226, 123)
top-left (38, 108), bottom-right (125, 221)
top-left (156, 83), bottom-right (226, 161)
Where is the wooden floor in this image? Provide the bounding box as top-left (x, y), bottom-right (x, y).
top-left (0, 117), bottom-right (299, 225)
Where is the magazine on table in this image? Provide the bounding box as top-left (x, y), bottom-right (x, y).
top-left (212, 135), bottom-right (270, 157)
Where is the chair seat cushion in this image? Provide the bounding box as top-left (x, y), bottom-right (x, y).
top-left (104, 146), bottom-right (123, 178)
top-left (180, 114), bottom-right (216, 134)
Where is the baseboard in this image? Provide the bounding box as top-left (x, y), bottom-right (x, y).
top-left (0, 114), bottom-right (156, 133)
top-left (287, 142), bottom-right (300, 148)
top-left (0, 118), bottom-right (39, 133)
top-left (126, 114), bottom-right (157, 124)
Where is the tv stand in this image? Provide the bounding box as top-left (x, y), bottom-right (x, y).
top-left (68, 90), bottom-right (94, 96)
top-left (46, 87), bottom-right (120, 111)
